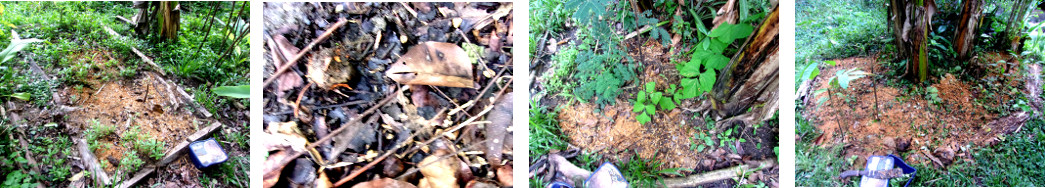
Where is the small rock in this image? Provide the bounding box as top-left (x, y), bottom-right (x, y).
top-left (289, 158), bottom-right (317, 185)
top-left (382, 156), bottom-right (405, 177)
top-left (896, 137), bottom-right (912, 153)
top-left (934, 146), bottom-right (955, 166)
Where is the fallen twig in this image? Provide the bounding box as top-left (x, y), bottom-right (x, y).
top-left (334, 97), bottom-right (499, 186)
top-left (267, 85), bottom-right (406, 181)
top-left (294, 82), bottom-right (314, 121)
top-left (662, 159), bottom-right (775, 187)
top-left (102, 25), bottom-right (165, 75)
top-left (334, 77), bottom-right (512, 186)
top-left (263, 18), bottom-right (349, 87)
top-left (271, 100), bottom-right (369, 116)
top-left (76, 138), bottom-right (111, 185)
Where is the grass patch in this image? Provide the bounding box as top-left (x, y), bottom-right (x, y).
top-left (796, 113), bottom-right (1045, 186)
top-left (528, 99), bottom-right (567, 161)
top-left (796, 0), bottom-right (888, 67)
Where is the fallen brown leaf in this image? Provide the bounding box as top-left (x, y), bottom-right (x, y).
top-left (496, 163), bottom-right (513, 187)
top-left (418, 149), bottom-right (460, 188)
top-left (351, 178), bottom-right (418, 188)
top-left (386, 42), bottom-right (475, 88)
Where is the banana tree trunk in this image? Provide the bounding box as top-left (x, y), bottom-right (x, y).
top-left (954, 0), bottom-right (983, 60)
top-left (890, 0), bottom-right (934, 83)
top-left (708, 6), bottom-right (779, 129)
top-left (132, 1), bottom-right (180, 41)
top-left (158, 1), bottom-right (181, 41)
top-left (1005, 0), bottom-right (1034, 52)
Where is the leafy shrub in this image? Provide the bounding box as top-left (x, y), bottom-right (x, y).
top-left (119, 150), bottom-right (144, 173)
top-left (677, 23), bottom-right (754, 100)
top-left (85, 119), bottom-right (117, 151)
top-left (544, 46), bottom-right (579, 96)
top-left (571, 35), bottom-right (637, 107)
top-left (136, 138), bottom-right (165, 160)
top-left (633, 82), bottom-right (677, 124)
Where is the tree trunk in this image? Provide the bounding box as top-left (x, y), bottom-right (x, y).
top-left (1005, 0), bottom-right (1034, 52)
top-left (708, 6), bottom-right (778, 129)
top-left (157, 1), bottom-right (181, 41)
top-left (889, 0), bottom-right (934, 83)
top-left (131, 1), bottom-right (180, 41)
top-left (954, 0), bottom-right (983, 60)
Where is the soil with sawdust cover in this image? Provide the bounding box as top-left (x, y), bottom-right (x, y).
top-left (549, 38), bottom-right (778, 174)
top-left (802, 53), bottom-right (1030, 168)
top-left (54, 50), bottom-right (230, 186)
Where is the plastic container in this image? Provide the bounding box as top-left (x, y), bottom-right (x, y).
top-left (860, 154), bottom-right (916, 187)
top-left (860, 155), bottom-right (894, 187)
top-left (188, 138), bottom-right (228, 168)
top-left (584, 162), bottom-right (628, 188)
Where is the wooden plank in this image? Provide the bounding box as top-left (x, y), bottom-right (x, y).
top-left (120, 122), bottom-right (223, 187)
top-left (101, 25), bottom-right (165, 75)
top-left (76, 138), bottom-right (111, 185)
top-left (159, 122), bottom-right (223, 166)
top-left (116, 167), bottom-right (154, 188)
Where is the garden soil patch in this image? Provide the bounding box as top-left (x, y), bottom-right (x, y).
top-left (555, 37), bottom-right (777, 172)
top-left (58, 52), bottom-right (217, 184)
top-left (804, 55), bottom-right (1027, 168)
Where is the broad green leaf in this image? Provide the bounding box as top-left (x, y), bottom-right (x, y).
top-left (633, 100), bottom-right (644, 113)
top-left (705, 54), bottom-right (730, 70)
top-left (645, 104), bottom-right (656, 114)
top-left (681, 78), bottom-right (699, 99)
top-left (825, 60), bottom-right (837, 66)
top-left (726, 24), bottom-right (754, 41)
top-left (813, 89), bottom-right (827, 96)
top-left (681, 61), bottom-right (701, 77)
top-left (651, 92), bottom-right (663, 105)
top-left (637, 112), bottom-right (651, 124)
top-left (659, 97), bottom-right (676, 110)
top-left (708, 23), bottom-right (732, 38)
top-left (801, 62), bottom-right (820, 80)
top-left (835, 68), bottom-right (868, 89)
top-left (213, 85), bottom-right (250, 98)
top-left (0, 31), bottom-right (43, 63)
top-left (638, 91), bottom-right (647, 103)
top-left (699, 70), bottom-right (717, 94)
top-left (707, 39), bottom-right (727, 54)
top-left (645, 81), bottom-right (656, 92)
top-left (665, 84), bottom-right (677, 94)
top-left (7, 92), bottom-right (28, 100)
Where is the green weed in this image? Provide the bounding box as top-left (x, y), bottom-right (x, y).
top-left (678, 23), bottom-right (754, 100)
top-left (528, 99), bottom-right (567, 160)
top-left (544, 45), bottom-right (578, 96)
top-left (796, 0), bottom-right (888, 68)
top-left (619, 154), bottom-right (689, 187)
top-left (119, 150), bottom-right (144, 173)
top-left (633, 81), bottom-right (678, 124)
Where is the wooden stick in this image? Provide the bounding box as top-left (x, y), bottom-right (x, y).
top-left (266, 85), bottom-right (406, 178)
top-left (76, 138), bottom-right (111, 185)
top-left (263, 18), bottom-right (349, 87)
top-left (663, 159), bottom-right (775, 187)
top-left (102, 25), bottom-right (165, 75)
top-left (334, 98), bottom-right (499, 186)
top-left (334, 77), bottom-right (513, 186)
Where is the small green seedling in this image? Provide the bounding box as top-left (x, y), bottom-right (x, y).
top-left (633, 82), bottom-right (677, 124)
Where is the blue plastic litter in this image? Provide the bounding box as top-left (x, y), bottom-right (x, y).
top-left (860, 154), bottom-right (916, 187)
top-left (188, 137), bottom-right (228, 169)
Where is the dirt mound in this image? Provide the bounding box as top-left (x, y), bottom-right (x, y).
top-left (805, 56), bottom-right (1026, 168)
top-left (60, 52), bottom-right (208, 177)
